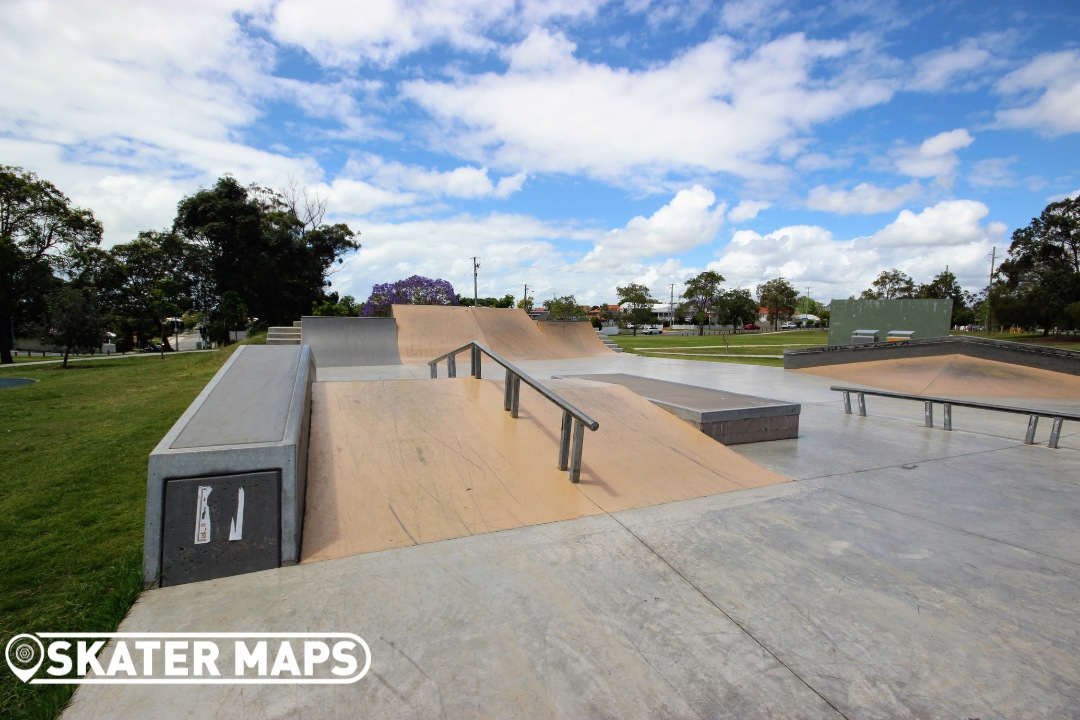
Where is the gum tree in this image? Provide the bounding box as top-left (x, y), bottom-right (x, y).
top-left (0, 166), bottom-right (102, 364)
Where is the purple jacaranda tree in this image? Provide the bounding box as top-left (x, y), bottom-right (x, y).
top-left (360, 275), bottom-right (459, 317)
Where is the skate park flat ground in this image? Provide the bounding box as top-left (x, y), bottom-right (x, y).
top-left (64, 349), bottom-right (1080, 719)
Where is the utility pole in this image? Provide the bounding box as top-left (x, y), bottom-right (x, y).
top-left (669, 283), bottom-right (675, 328)
top-left (986, 247), bottom-right (996, 333)
top-left (472, 257), bottom-right (479, 307)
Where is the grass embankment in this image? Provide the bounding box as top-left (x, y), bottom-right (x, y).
top-left (0, 348), bottom-right (235, 719)
top-left (611, 329), bottom-right (829, 367)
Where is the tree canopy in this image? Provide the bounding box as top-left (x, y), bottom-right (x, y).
top-left (990, 196), bottom-right (1080, 334)
top-left (756, 277), bottom-right (798, 329)
top-left (543, 295), bottom-right (587, 321)
top-left (1, 166), bottom-right (102, 363)
top-left (616, 282), bottom-right (656, 335)
top-left (361, 275), bottom-right (458, 317)
top-left (860, 269), bottom-right (915, 300)
top-left (681, 271), bottom-right (725, 335)
top-left (174, 175), bottom-right (359, 329)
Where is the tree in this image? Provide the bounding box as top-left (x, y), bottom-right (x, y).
top-left (517, 295), bottom-right (535, 312)
top-left (0, 166), bottom-right (103, 364)
top-left (991, 197), bottom-right (1080, 335)
top-left (544, 295), bottom-right (587, 321)
top-left (218, 291), bottom-right (249, 343)
top-left (311, 292), bottom-right (360, 316)
top-left (616, 282), bottom-right (656, 336)
top-left (361, 275), bottom-right (458, 317)
top-left (860, 269), bottom-right (915, 300)
top-left (716, 288), bottom-right (759, 331)
top-left (108, 230), bottom-right (189, 352)
top-left (458, 294), bottom-right (515, 308)
top-left (681, 271), bottom-right (725, 335)
top-left (174, 175), bottom-right (359, 328)
top-left (757, 277), bottom-right (798, 329)
top-left (916, 269), bottom-right (976, 326)
top-left (41, 285), bottom-right (109, 368)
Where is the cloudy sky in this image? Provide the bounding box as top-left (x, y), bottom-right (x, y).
top-left (2, 0), bottom-right (1078, 307)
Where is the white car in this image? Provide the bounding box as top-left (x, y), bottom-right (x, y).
top-left (780, 322), bottom-right (798, 329)
top-left (641, 326), bottom-right (663, 335)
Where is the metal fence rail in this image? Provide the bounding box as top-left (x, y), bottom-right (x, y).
top-left (428, 341), bottom-right (599, 482)
top-left (830, 385), bottom-right (1079, 449)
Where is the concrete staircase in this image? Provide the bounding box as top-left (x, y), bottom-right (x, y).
top-left (267, 320), bottom-right (302, 346)
top-left (596, 330), bottom-right (623, 352)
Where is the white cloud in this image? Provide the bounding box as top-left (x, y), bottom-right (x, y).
top-left (995, 50), bottom-right (1080, 136)
top-left (893, 129), bottom-right (974, 183)
top-left (720, 0), bottom-right (790, 31)
top-left (870, 199), bottom-right (994, 247)
top-left (728, 200), bottom-right (772, 223)
top-left (709, 199), bottom-right (1005, 300)
top-left (266, 0), bottom-right (602, 66)
top-left (908, 39), bottom-right (995, 91)
top-left (806, 181), bottom-right (921, 214)
top-left (582, 186), bottom-right (725, 263)
top-left (342, 155), bottom-right (527, 201)
top-left (403, 29), bottom-right (894, 186)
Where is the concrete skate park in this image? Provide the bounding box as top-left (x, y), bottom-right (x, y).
top-left (65, 306), bottom-right (1080, 719)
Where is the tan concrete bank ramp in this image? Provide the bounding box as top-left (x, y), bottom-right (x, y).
top-left (797, 354), bottom-right (1080, 400)
top-left (392, 304), bottom-right (611, 363)
top-left (301, 377), bottom-right (786, 563)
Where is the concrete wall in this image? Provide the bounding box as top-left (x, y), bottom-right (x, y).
top-left (143, 345), bottom-right (314, 587)
top-left (828, 299), bottom-right (952, 346)
top-left (784, 335), bottom-right (1080, 376)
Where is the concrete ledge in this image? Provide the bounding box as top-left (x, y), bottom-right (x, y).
top-left (784, 335), bottom-right (1080, 375)
top-left (142, 345), bottom-right (314, 587)
top-left (565, 373), bottom-right (800, 445)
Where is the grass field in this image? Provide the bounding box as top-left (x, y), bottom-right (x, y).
top-left (0, 348), bottom-right (237, 719)
top-left (611, 329), bottom-right (828, 366)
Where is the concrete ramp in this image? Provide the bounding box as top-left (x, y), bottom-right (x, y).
top-left (301, 377), bottom-right (787, 563)
top-left (537, 320), bottom-right (614, 357)
top-left (797, 354), bottom-right (1080, 400)
top-left (301, 316), bottom-right (401, 367)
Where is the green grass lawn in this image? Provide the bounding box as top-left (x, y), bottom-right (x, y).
top-left (0, 349), bottom-right (234, 719)
top-left (611, 329), bottom-right (828, 366)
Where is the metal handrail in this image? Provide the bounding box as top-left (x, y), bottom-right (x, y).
top-left (428, 341), bottom-right (599, 482)
top-left (830, 385), bottom-right (1078, 449)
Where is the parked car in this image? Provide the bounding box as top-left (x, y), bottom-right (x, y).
top-left (780, 322), bottom-right (798, 329)
top-left (743, 323), bottom-right (761, 331)
top-left (641, 326), bottom-right (663, 335)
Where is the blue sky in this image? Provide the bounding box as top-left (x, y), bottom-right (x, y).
top-left (2, 0), bottom-right (1078, 307)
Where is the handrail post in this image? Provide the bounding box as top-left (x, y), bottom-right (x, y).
top-left (430, 363), bottom-right (438, 379)
top-left (842, 390), bottom-right (851, 414)
top-left (472, 346), bottom-right (481, 379)
top-left (511, 377), bottom-right (521, 419)
top-left (569, 420), bottom-right (585, 483)
top-left (1024, 414), bottom-right (1039, 444)
top-left (448, 355), bottom-right (456, 378)
top-left (857, 392), bottom-right (866, 417)
top-left (558, 411), bottom-right (572, 470)
top-left (503, 368), bottom-right (513, 411)
top-left (943, 403), bottom-right (952, 431)
top-left (924, 401), bottom-right (933, 428)
top-left (1049, 417), bottom-right (1063, 449)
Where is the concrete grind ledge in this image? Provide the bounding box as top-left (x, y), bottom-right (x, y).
top-left (142, 345), bottom-right (314, 588)
top-left (564, 373), bottom-right (800, 445)
top-left (784, 334), bottom-right (1080, 375)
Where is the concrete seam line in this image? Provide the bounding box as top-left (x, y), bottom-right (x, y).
top-left (605, 511), bottom-right (853, 720)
